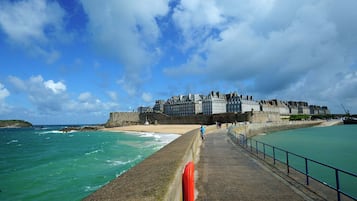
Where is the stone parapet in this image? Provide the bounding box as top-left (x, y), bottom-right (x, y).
top-left (229, 121), bottom-right (323, 138)
top-left (84, 125), bottom-right (217, 201)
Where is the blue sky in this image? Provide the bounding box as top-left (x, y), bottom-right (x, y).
top-left (0, 0), bottom-right (357, 124)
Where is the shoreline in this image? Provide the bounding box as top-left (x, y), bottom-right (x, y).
top-left (101, 124), bottom-right (202, 135)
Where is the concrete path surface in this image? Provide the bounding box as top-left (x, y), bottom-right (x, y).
top-left (196, 129), bottom-right (312, 201)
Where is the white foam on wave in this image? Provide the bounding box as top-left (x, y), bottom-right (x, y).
top-left (6, 139), bottom-right (18, 144)
top-left (138, 132), bottom-right (160, 139)
top-left (38, 130), bottom-right (78, 135)
top-left (106, 155), bottom-right (142, 167)
top-left (85, 149), bottom-right (103, 156)
top-left (38, 130), bottom-right (63, 135)
top-left (116, 169), bottom-right (128, 177)
top-left (155, 133), bottom-right (180, 144)
top-left (84, 183), bottom-right (106, 192)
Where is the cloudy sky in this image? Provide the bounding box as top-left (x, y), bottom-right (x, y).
top-left (0, 0), bottom-right (356, 124)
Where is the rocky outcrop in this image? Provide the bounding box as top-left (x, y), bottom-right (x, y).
top-left (59, 126), bottom-right (103, 132)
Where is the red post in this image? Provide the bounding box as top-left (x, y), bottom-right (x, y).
top-left (182, 161), bottom-right (194, 201)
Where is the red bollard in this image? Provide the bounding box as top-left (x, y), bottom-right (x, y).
top-left (182, 161), bottom-right (194, 201)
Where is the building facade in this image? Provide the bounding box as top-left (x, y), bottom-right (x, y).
top-left (240, 95), bottom-right (260, 113)
top-left (153, 100), bottom-right (165, 113)
top-left (260, 99), bottom-right (290, 115)
top-left (202, 91), bottom-right (227, 115)
top-left (137, 106), bottom-right (153, 113)
top-left (226, 92), bottom-right (241, 113)
top-left (163, 94), bottom-right (203, 116)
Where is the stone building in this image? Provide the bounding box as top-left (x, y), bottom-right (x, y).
top-left (226, 92), bottom-right (241, 113)
top-left (202, 91), bottom-right (227, 115)
top-left (137, 106), bottom-right (153, 113)
top-left (309, 105), bottom-right (330, 115)
top-left (163, 94), bottom-right (203, 116)
top-left (226, 92), bottom-right (260, 114)
top-left (153, 100), bottom-right (165, 113)
top-left (240, 95), bottom-right (260, 113)
top-left (287, 101), bottom-right (310, 114)
top-left (260, 99), bottom-right (290, 115)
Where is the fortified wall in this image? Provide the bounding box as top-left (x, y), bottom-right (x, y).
top-left (105, 112), bottom-right (140, 127)
top-left (105, 111), bottom-right (282, 127)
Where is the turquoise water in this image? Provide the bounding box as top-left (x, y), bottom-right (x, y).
top-left (252, 125), bottom-right (357, 198)
top-left (0, 126), bottom-right (179, 201)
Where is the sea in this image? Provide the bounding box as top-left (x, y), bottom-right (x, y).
top-left (252, 124), bottom-right (357, 199)
top-left (0, 126), bottom-right (180, 201)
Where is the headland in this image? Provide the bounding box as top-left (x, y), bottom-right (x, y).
top-left (0, 119), bottom-right (32, 128)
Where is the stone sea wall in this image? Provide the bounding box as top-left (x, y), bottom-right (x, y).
top-left (84, 125), bottom-right (216, 201)
top-left (229, 120), bottom-right (323, 138)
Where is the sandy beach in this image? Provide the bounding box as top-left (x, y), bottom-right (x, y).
top-left (101, 124), bottom-right (202, 135)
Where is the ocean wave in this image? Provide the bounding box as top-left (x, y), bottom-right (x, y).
top-left (116, 169), bottom-right (128, 177)
top-left (38, 130), bottom-right (63, 135)
top-left (106, 155), bottom-right (142, 167)
top-left (138, 132), bottom-right (161, 139)
top-left (85, 149), bottom-right (103, 155)
top-left (6, 139), bottom-right (18, 144)
top-left (84, 183), bottom-right (105, 192)
top-left (38, 130), bottom-right (78, 135)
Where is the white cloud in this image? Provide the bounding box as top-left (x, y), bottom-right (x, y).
top-left (172, 0), bottom-right (224, 50)
top-left (0, 83), bottom-right (10, 101)
top-left (80, 0), bottom-right (169, 95)
top-left (142, 92), bottom-right (152, 103)
top-left (107, 91), bottom-right (118, 101)
top-left (8, 75), bottom-right (27, 91)
top-left (78, 92), bottom-right (92, 102)
top-left (44, 80), bottom-right (66, 94)
top-left (166, 0), bottom-right (357, 113)
top-left (0, 0), bottom-right (65, 63)
top-left (5, 75), bottom-right (120, 121)
top-left (7, 75), bottom-right (68, 113)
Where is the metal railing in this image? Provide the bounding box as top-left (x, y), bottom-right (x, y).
top-left (230, 133), bottom-right (357, 201)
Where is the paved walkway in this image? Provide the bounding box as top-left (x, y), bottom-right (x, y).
top-left (196, 129), bottom-right (311, 201)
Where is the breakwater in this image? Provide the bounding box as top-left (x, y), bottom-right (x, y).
top-left (229, 121), bottom-right (323, 138)
top-left (84, 126), bottom-right (216, 201)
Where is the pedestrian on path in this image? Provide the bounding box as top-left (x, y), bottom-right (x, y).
top-left (200, 125), bottom-right (206, 140)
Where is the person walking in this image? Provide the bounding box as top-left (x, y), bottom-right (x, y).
top-left (200, 125), bottom-right (206, 141)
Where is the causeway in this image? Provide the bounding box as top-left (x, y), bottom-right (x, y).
top-left (196, 128), bottom-right (320, 201)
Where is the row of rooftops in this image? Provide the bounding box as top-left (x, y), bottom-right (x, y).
top-left (142, 91), bottom-right (330, 114)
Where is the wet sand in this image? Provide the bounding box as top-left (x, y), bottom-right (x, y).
top-left (101, 124), bottom-right (202, 135)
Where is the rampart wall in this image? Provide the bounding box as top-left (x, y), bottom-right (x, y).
top-left (105, 112), bottom-right (140, 127)
top-left (105, 112), bottom-right (281, 127)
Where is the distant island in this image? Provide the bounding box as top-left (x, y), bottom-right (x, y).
top-left (0, 120), bottom-right (33, 128)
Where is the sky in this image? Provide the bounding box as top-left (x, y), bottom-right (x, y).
top-left (0, 0), bottom-right (356, 125)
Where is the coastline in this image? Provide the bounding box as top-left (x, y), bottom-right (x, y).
top-left (101, 124), bottom-right (202, 135)
top-left (314, 119), bottom-right (343, 127)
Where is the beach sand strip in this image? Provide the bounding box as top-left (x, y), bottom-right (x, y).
top-left (101, 124), bottom-right (202, 135)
